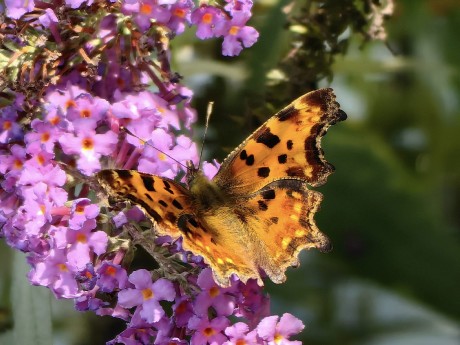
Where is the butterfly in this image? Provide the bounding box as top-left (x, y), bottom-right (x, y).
top-left (96, 88), bottom-right (347, 287)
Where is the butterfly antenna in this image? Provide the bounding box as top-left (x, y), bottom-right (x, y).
top-left (198, 101), bottom-right (213, 167)
top-left (121, 126), bottom-right (188, 171)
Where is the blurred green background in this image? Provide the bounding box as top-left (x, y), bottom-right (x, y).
top-left (1, 0), bottom-right (460, 344)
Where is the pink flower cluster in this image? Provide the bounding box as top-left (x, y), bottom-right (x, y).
top-left (4, 0), bottom-right (258, 57)
top-left (1, 0), bottom-right (305, 344)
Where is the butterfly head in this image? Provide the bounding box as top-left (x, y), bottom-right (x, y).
top-left (185, 160), bottom-right (201, 186)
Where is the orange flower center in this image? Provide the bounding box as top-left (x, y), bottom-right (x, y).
top-left (202, 13), bottom-right (213, 24)
top-left (36, 153), bottom-right (46, 165)
top-left (142, 288), bottom-right (154, 300)
top-left (75, 204), bottom-right (85, 213)
top-left (140, 3), bottom-right (153, 14)
top-left (203, 327), bottom-right (215, 337)
top-left (173, 8), bottom-right (186, 17)
top-left (49, 116), bottom-right (60, 126)
top-left (58, 263), bottom-right (68, 272)
top-left (13, 159), bottom-right (23, 169)
top-left (76, 233), bottom-right (87, 243)
top-left (81, 137), bottom-right (94, 150)
top-left (3, 121), bottom-right (12, 130)
top-left (209, 286), bottom-right (220, 298)
top-left (80, 109), bottom-right (91, 118)
top-left (229, 26), bottom-right (240, 35)
top-left (85, 271), bottom-right (94, 279)
top-left (236, 340), bottom-right (247, 345)
top-left (65, 100), bottom-right (76, 109)
top-left (41, 132), bottom-right (50, 142)
top-left (105, 266), bottom-right (117, 276)
top-left (274, 333), bottom-right (283, 344)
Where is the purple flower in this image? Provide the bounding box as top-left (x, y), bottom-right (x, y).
top-left (173, 296), bottom-right (194, 327)
top-left (118, 270), bottom-right (175, 323)
top-left (68, 198), bottom-right (100, 230)
top-left (25, 119), bottom-right (60, 154)
top-left (29, 249), bottom-right (81, 298)
top-left (168, 0), bottom-right (193, 34)
top-left (188, 315), bottom-right (230, 345)
top-left (217, 13), bottom-right (259, 56)
top-left (5, 0), bottom-right (35, 19)
top-left (224, 322), bottom-right (259, 345)
top-left (59, 127), bottom-right (118, 175)
top-left (257, 313), bottom-right (305, 345)
top-left (1, 106), bottom-right (23, 143)
top-left (64, 219), bottom-right (108, 269)
top-left (97, 262), bottom-right (129, 292)
top-left (38, 8), bottom-right (58, 28)
top-left (193, 268), bottom-right (236, 317)
top-left (191, 6), bottom-right (225, 39)
top-left (75, 263), bottom-right (98, 291)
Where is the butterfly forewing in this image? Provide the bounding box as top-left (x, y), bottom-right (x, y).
top-left (213, 88), bottom-right (347, 196)
top-left (96, 170), bottom-right (192, 237)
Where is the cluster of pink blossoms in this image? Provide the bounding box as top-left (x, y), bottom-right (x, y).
top-left (3, 0), bottom-right (259, 56)
top-left (1, 0), bottom-right (305, 344)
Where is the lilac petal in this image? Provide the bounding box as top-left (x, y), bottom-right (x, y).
top-left (152, 278), bottom-right (175, 301)
top-left (118, 288), bottom-right (143, 308)
top-left (256, 315), bottom-right (278, 340)
top-left (88, 231), bottom-right (108, 255)
top-left (197, 268), bottom-right (216, 289)
top-left (140, 299), bottom-right (164, 323)
top-left (214, 294), bottom-right (235, 316)
top-left (129, 269), bottom-right (153, 288)
top-left (277, 313), bottom-right (305, 337)
top-left (193, 291), bottom-right (213, 316)
top-left (225, 322), bottom-right (249, 338)
top-left (240, 26), bottom-right (259, 48)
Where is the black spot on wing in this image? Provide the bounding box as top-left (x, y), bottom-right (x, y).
top-left (126, 195), bottom-right (161, 223)
top-left (270, 216), bottom-right (279, 224)
top-left (141, 176), bottom-right (156, 192)
top-left (145, 194), bottom-right (154, 202)
top-left (276, 105), bottom-right (297, 121)
top-left (257, 167), bottom-right (270, 178)
top-left (117, 170), bottom-right (133, 180)
top-left (172, 199), bottom-right (183, 210)
top-left (165, 212), bottom-right (177, 224)
top-left (239, 149), bottom-right (255, 166)
top-left (286, 166), bottom-right (305, 178)
top-left (158, 200), bottom-right (167, 207)
top-left (257, 200), bottom-right (268, 211)
top-left (256, 127), bottom-right (280, 148)
top-left (286, 140), bottom-right (293, 150)
top-left (278, 154), bottom-right (287, 164)
top-left (261, 189), bottom-right (275, 200)
top-left (163, 180), bottom-right (174, 194)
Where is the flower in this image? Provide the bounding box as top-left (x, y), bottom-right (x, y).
top-left (188, 315), bottom-right (230, 345)
top-left (257, 313), bottom-right (305, 345)
top-left (118, 270), bottom-right (176, 323)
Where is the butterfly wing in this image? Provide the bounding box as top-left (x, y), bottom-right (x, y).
top-left (213, 88), bottom-right (346, 195)
top-left (236, 179), bottom-right (330, 284)
top-left (96, 170), bottom-right (193, 238)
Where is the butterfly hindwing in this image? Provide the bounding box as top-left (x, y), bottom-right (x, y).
top-left (238, 179), bottom-right (330, 283)
top-left (177, 214), bottom-right (261, 287)
top-left (213, 88), bottom-right (347, 195)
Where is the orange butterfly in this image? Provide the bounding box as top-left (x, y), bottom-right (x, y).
top-left (97, 88), bottom-right (346, 287)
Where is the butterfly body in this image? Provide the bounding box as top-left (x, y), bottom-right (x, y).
top-left (97, 88), bottom-right (346, 287)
